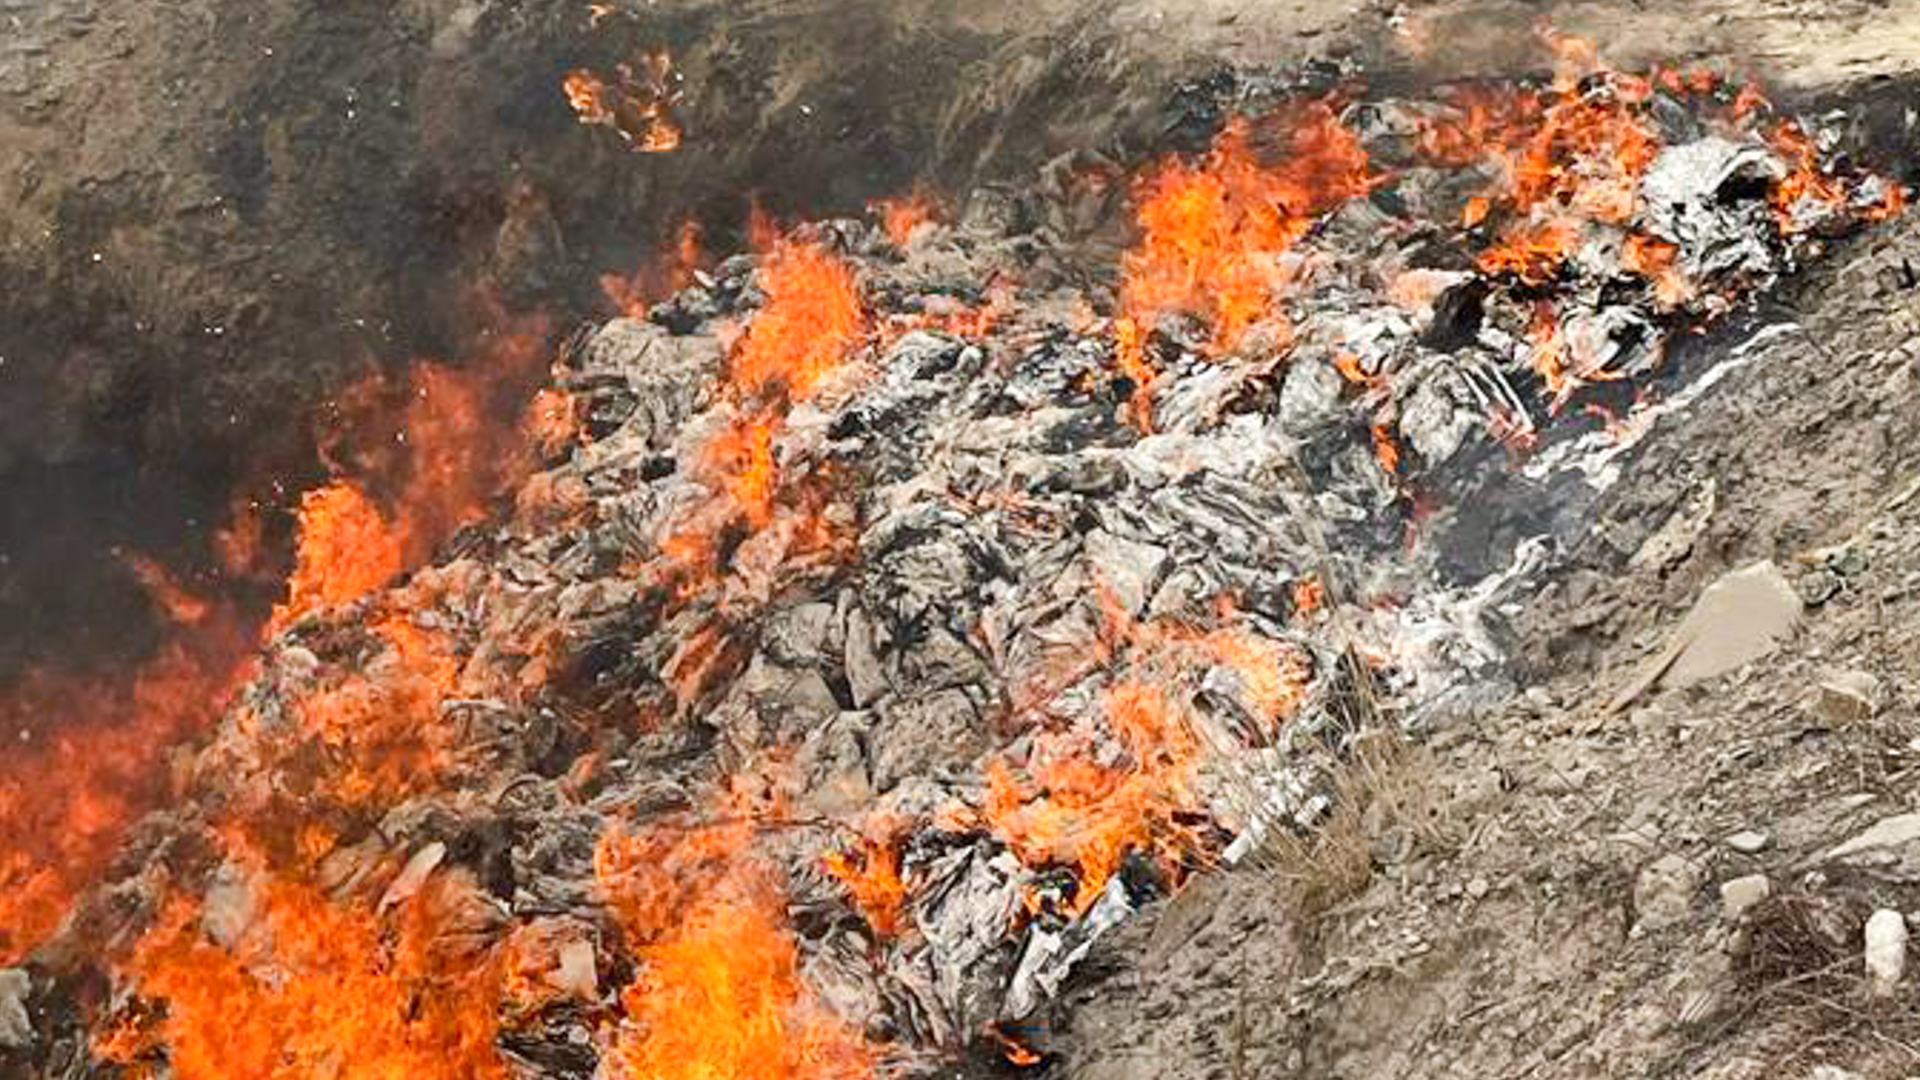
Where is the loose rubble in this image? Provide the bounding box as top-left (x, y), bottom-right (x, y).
top-left (1720, 874), bottom-right (1771, 920)
top-left (1865, 908), bottom-right (1909, 997)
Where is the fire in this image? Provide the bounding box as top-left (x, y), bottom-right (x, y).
top-left (597, 775), bottom-right (873, 1080)
top-left (984, 678), bottom-right (1209, 914)
top-left (601, 220), bottom-right (705, 318)
top-left (563, 51), bottom-right (683, 152)
top-left (1477, 215), bottom-right (1579, 283)
top-left (1524, 301), bottom-right (1575, 409)
top-left (6, 306), bottom-right (547, 966)
top-left (0, 633), bottom-right (246, 963)
top-left (1620, 232), bottom-right (1692, 308)
top-left (1371, 423), bottom-right (1403, 477)
top-left (1767, 117), bottom-right (1907, 230)
top-left (730, 238), bottom-right (866, 403)
top-left (272, 481), bottom-right (406, 630)
top-left (1121, 109), bottom-right (1370, 347)
top-left (281, 612), bottom-right (465, 812)
top-left (522, 386), bottom-right (579, 459)
top-left (869, 190), bottom-right (941, 246)
top-left (1291, 576), bottom-right (1325, 617)
top-left (104, 870), bottom-right (506, 1080)
top-left (822, 818), bottom-right (909, 937)
top-left (278, 314), bottom-right (552, 629)
top-left (983, 596), bottom-right (1318, 913)
top-left (121, 552), bottom-right (212, 625)
top-left (1114, 108), bottom-right (1372, 424)
top-left (704, 408), bottom-right (781, 528)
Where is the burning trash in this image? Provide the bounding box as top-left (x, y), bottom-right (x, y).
top-left (0, 25), bottom-right (1909, 1080)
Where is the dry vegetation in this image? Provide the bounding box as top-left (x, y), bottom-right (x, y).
top-left (1252, 726), bottom-right (1463, 918)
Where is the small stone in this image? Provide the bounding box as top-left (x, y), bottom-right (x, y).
top-left (1724, 830), bottom-right (1771, 854)
top-left (1866, 908), bottom-right (1909, 997)
top-left (1814, 669), bottom-right (1881, 723)
top-left (1719, 874), bottom-right (1771, 920)
top-left (1635, 853), bottom-right (1705, 929)
top-left (1466, 876), bottom-right (1490, 900)
top-left (0, 968), bottom-right (29, 1050)
top-left (1827, 812), bottom-right (1920, 861)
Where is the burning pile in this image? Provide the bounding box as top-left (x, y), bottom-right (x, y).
top-left (0, 33), bottom-right (1905, 1080)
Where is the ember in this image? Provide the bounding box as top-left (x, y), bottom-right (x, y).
top-left (563, 50), bottom-right (684, 153)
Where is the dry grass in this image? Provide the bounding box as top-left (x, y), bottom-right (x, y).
top-left (1658, 887), bottom-right (1920, 1077)
top-left (1251, 726), bottom-right (1460, 917)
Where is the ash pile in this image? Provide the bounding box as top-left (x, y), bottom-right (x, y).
top-left (19, 49), bottom-right (1905, 1080)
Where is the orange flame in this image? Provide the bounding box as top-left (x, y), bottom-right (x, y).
top-left (822, 816), bottom-right (909, 937)
top-left (730, 239), bottom-right (866, 403)
top-left (272, 481), bottom-right (405, 631)
top-left (0, 625), bottom-right (248, 963)
top-left (984, 678), bottom-right (1209, 915)
top-left (601, 220), bottom-right (705, 318)
top-left (704, 409), bottom-right (781, 528)
top-left (869, 190), bottom-right (941, 246)
top-left (1114, 108), bottom-right (1371, 425)
top-left (1122, 110), bottom-right (1371, 350)
top-left (564, 51), bottom-right (683, 153)
top-left (104, 871), bottom-right (505, 1079)
top-left (597, 774), bottom-right (873, 1080)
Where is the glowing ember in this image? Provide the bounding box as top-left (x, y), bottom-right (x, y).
top-left (564, 51), bottom-right (684, 152)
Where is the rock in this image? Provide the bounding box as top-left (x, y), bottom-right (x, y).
top-left (1278, 355), bottom-right (1345, 436)
top-left (1635, 853), bottom-right (1705, 929)
top-left (1812, 669), bottom-right (1880, 723)
top-left (1719, 874), bottom-right (1770, 920)
top-left (1084, 529), bottom-right (1168, 616)
top-left (1466, 876), bottom-right (1491, 900)
top-left (0, 969), bottom-right (28, 1050)
top-left (1724, 830), bottom-right (1771, 854)
top-left (377, 841), bottom-right (448, 914)
top-left (1866, 908), bottom-right (1909, 997)
top-left (555, 938), bottom-right (599, 1001)
top-left (1608, 561), bottom-right (1802, 713)
top-left (1825, 812), bottom-right (1920, 861)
